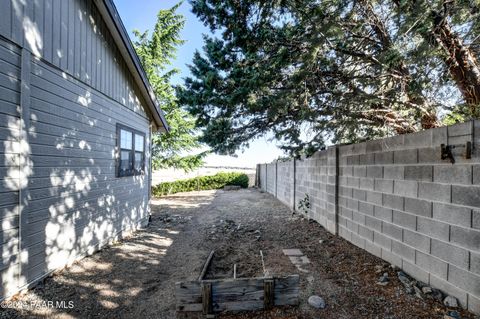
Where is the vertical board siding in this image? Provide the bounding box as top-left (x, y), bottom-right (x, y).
top-left (0, 0), bottom-right (147, 118)
top-left (43, 0), bottom-right (53, 62)
top-left (0, 0), bottom-right (12, 39)
top-left (33, 0), bottom-right (45, 58)
top-left (51, 0), bottom-right (61, 66)
top-left (67, 0), bottom-right (75, 74)
top-left (60, 0), bottom-right (68, 71)
top-left (0, 38), bottom-right (21, 298)
top-left (11, 0), bottom-right (25, 46)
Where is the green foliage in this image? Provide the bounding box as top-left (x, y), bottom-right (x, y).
top-left (442, 104), bottom-right (471, 126)
top-left (298, 194), bottom-right (311, 216)
top-left (133, 2), bottom-right (206, 171)
top-left (179, 0), bottom-right (479, 158)
top-left (152, 172), bottom-right (249, 196)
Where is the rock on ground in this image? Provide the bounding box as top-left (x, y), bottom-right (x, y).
top-left (308, 295), bottom-right (326, 309)
top-left (444, 296), bottom-right (459, 308)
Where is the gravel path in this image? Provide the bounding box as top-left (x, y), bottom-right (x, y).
top-left (1, 189), bottom-right (476, 319)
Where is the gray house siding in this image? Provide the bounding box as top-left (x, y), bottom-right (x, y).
top-left (0, 0), bottom-right (148, 116)
top-left (0, 0), bottom-right (156, 299)
top-left (0, 39), bottom-right (22, 298)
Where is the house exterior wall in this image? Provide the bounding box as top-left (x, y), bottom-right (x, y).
top-left (258, 121), bottom-right (480, 314)
top-left (0, 0), bottom-right (148, 116)
top-left (0, 0), bottom-right (153, 299)
top-left (0, 39), bottom-right (22, 298)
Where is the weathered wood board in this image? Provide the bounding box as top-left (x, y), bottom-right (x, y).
top-left (175, 275), bottom-right (300, 313)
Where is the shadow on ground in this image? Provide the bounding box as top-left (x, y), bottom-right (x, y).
top-left (1, 191), bottom-right (217, 319)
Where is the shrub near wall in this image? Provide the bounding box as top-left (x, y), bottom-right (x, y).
top-left (152, 172), bottom-right (249, 196)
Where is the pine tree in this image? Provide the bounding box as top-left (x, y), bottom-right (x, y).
top-left (178, 0), bottom-right (479, 157)
top-left (133, 3), bottom-right (205, 170)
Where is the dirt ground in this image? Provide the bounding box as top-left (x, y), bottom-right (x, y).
top-left (1, 189), bottom-right (477, 319)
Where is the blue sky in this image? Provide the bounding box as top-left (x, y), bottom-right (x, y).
top-left (115, 0), bottom-right (284, 168)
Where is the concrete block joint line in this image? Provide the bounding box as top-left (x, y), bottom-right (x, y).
top-left (257, 120), bottom-right (480, 315)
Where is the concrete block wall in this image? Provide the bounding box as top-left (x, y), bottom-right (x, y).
top-left (294, 150), bottom-right (337, 233)
top-left (258, 164), bottom-right (267, 192)
top-left (257, 120), bottom-right (480, 314)
top-left (266, 163), bottom-right (276, 195)
top-left (276, 161), bottom-right (295, 209)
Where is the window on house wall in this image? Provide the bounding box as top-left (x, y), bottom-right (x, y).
top-left (117, 124), bottom-right (145, 177)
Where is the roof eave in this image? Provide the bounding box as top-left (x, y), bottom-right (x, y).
top-left (95, 0), bottom-right (169, 133)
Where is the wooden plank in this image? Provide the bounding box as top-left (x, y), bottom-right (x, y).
top-left (67, 0), bottom-right (74, 73)
top-left (202, 283), bottom-right (213, 315)
top-left (0, 192), bottom-right (18, 207)
top-left (15, 49), bottom-right (29, 289)
top-left (0, 204), bottom-right (18, 219)
top-left (0, 57), bottom-right (20, 79)
top-left (73, 0), bottom-right (80, 77)
top-left (32, 0), bottom-right (44, 57)
top-left (85, 0), bottom-right (91, 85)
top-left (199, 250), bottom-right (214, 281)
top-left (30, 59), bottom-right (149, 124)
top-left (100, 19), bottom-right (106, 94)
top-left (0, 85), bottom-right (21, 105)
top-left (264, 279), bottom-right (274, 310)
top-left (0, 39), bottom-right (21, 65)
top-left (0, 228), bottom-right (19, 245)
top-left (91, 2), bottom-right (97, 89)
top-left (0, 72), bottom-right (20, 96)
top-left (44, 0), bottom-right (53, 62)
top-left (60, 0), bottom-right (68, 70)
top-left (0, 0), bottom-right (12, 39)
top-left (52, 0), bottom-right (61, 66)
top-left (79, 0), bottom-right (86, 82)
top-left (176, 275), bottom-right (300, 313)
top-left (26, 184), bottom-right (146, 219)
top-left (11, 0), bottom-right (24, 46)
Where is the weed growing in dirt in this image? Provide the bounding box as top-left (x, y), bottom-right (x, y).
top-left (298, 194), bottom-right (311, 217)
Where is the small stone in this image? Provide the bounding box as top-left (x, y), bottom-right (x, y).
top-left (308, 295), bottom-right (326, 309)
top-left (397, 272), bottom-right (410, 285)
top-left (414, 286), bottom-right (424, 300)
top-left (378, 273), bottom-right (389, 283)
top-left (431, 289), bottom-right (443, 302)
top-left (283, 249), bottom-right (303, 256)
top-left (447, 310), bottom-right (460, 319)
top-left (443, 296), bottom-right (458, 308)
top-left (375, 265), bottom-right (384, 274)
top-left (422, 286), bottom-right (432, 294)
top-left (319, 240), bottom-right (324, 244)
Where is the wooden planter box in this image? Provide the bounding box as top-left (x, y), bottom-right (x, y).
top-left (175, 251), bottom-right (300, 316)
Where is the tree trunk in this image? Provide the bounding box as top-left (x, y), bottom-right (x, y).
top-left (432, 12), bottom-right (480, 117)
top-left (360, 1), bottom-right (440, 129)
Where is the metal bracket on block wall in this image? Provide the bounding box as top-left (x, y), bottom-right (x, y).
top-left (440, 141), bottom-right (472, 164)
top-left (440, 120), bottom-right (474, 163)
